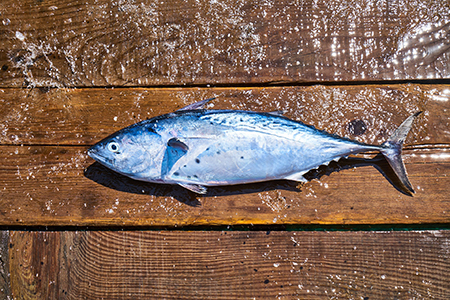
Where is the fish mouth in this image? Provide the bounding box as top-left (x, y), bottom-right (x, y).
top-left (87, 147), bottom-right (104, 163)
top-left (87, 146), bottom-right (114, 168)
top-left (87, 147), bottom-right (97, 159)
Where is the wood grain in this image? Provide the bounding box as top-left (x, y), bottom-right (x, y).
top-left (0, 85), bottom-right (448, 226)
top-left (0, 144), bottom-right (448, 226)
top-left (0, 231), bottom-right (10, 300)
top-left (1, 84), bottom-right (448, 146)
top-left (8, 231), bottom-right (61, 300)
top-left (0, 0), bottom-right (449, 87)
top-left (7, 230), bottom-right (450, 299)
top-left (2, 1), bottom-right (449, 299)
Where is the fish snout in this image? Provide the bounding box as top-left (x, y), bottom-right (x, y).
top-left (87, 146), bottom-right (99, 160)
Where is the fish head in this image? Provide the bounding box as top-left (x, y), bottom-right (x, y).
top-left (87, 125), bottom-right (165, 180)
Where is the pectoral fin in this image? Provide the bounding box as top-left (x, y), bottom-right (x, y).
top-left (161, 138), bottom-right (189, 176)
top-left (179, 183), bottom-right (207, 194)
top-left (167, 138), bottom-right (189, 151)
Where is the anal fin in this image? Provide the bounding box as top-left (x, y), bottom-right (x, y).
top-left (179, 183), bottom-right (208, 194)
top-left (284, 172), bottom-right (308, 183)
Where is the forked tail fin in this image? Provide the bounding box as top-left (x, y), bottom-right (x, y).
top-left (380, 112), bottom-right (422, 195)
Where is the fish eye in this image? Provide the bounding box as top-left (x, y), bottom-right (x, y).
top-left (107, 141), bottom-right (120, 153)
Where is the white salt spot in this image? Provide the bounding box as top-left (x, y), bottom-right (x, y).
top-left (430, 153), bottom-right (450, 159)
top-left (15, 31), bottom-right (25, 41)
top-left (431, 94), bottom-right (449, 102)
top-left (113, 116), bottom-right (118, 121)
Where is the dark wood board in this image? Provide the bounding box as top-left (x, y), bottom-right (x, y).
top-left (1, 0), bottom-right (449, 87)
top-left (8, 231), bottom-right (60, 300)
top-left (0, 231), bottom-right (10, 300)
top-left (7, 230), bottom-right (450, 299)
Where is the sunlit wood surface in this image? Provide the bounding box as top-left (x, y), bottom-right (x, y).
top-left (0, 0), bottom-right (449, 87)
top-left (6, 231), bottom-right (450, 299)
top-left (0, 0), bottom-right (449, 298)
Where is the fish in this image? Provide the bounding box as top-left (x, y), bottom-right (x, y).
top-left (87, 98), bottom-right (421, 195)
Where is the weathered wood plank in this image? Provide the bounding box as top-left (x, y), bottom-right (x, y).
top-left (0, 0), bottom-right (449, 87)
top-left (1, 85), bottom-right (449, 146)
top-left (0, 231), bottom-right (10, 300)
top-left (0, 85), bottom-right (449, 226)
top-left (8, 231), bottom-right (61, 300)
top-left (0, 145), bottom-right (448, 226)
top-left (8, 230), bottom-right (450, 299)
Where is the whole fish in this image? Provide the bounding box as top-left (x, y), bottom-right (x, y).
top-left (88, 99), bottom-right (421, 194)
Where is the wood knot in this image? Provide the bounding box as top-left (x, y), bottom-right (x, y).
top-left (348, 119), bottom-right (367, 136)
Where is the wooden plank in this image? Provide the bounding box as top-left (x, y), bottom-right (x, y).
top-left (0, 231), bottom-right (10, 300)
top-left (0, 0), bottom-right (449, 87)
top-left (0, 85), bottom-right (449, 226)
top-left (1, 84), bottom-right (448, 146)
top-left (8, 230), bottom-right (450, 299)
top-left (8, 231), bottom-right (61, 300)
top-left (0, 145), bottom-right (448, 226)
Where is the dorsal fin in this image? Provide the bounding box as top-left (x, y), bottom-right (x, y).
top-left (176, 98), bottom-right (215, 111)
top-left (267, 110), bottom-right (286, 116)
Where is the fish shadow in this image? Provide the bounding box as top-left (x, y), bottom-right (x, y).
top-left (303, 153), bottom-right (413, 196)
top-left (84, 162), bottom-right (203, 207)
top-left (84, 155), bottom-right (411, 207)
top-left (84, 162), bottom-right (301, 207)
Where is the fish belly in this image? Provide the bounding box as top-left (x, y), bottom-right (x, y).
top-left (166, 131), bottom-right (329, 186)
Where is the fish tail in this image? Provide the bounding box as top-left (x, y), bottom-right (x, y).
top-left (380, 112), bottom-right (422, 195)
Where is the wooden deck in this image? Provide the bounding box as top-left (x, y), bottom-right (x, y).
top-left (1, 0), bottom-right (449, 298)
